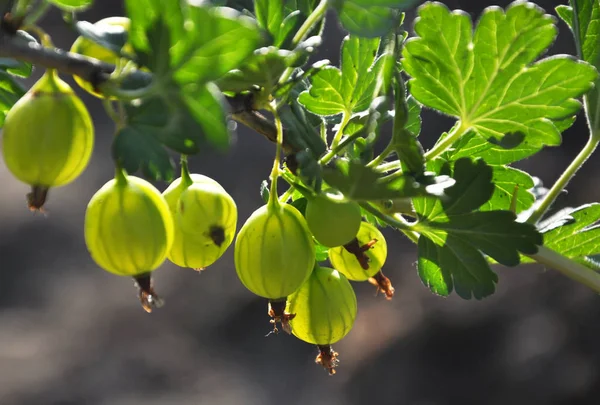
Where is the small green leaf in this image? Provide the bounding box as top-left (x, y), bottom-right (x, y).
top-left (542, 204), bottom-right (600, 260)
top-left (279, 101), bottom-right (327, 159)
top-left (555, 5), bottom-right (574, 29)
top-left (392, 74), bottom-right (424, 175)
top-left (260, 180), bottom-right (270, 203)
top-left (0, 71), bottom-right (25, 127)
top-left (315, 242), bottom-right (329, 262)
top-left (298, 35), bottom-right (381, 116)
top-left (0, 31), bottom-right (36, 78)
top-left (290, 197), bottom-right (308, 216)
top-left (276, 10), bottom-right (302, 48)
top-left (47, 0), bottom-right (93, 11)
top-left (217, 40), bottom-right (321, 93)
top-left (403, 2), bottom-right (598, 160)
top-left (334, 0), bottom-right (418, 38)
top-left (113, 126), bottom-right (175, 181)
top-left (255, 0), bottom-right (284, 41)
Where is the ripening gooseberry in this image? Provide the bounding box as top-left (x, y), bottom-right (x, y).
top-left (287, 265), bottom-right (357, 345)
top-left (84, 171), bottom-right (174, 277)
top-left (305, 192), bottom-right (362, 247)
top-left (328, 221), bottom-right (387, 281)
top-left (234, 202), bottom-right (315, 299)
top-left (2, 69), bottom-right (94, 210)
top-left (163, 173), bottom-right (237, 270)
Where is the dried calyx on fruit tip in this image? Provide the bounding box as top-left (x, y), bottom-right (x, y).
top-left (316, 345), bottom-right (339, 376)
top-left (368, 270), bottom-right (395, 300)
top-left (2, 68), bottom-right (94, 211)
top-left (134, 273), bottom-right (164, 313)
top-left (267, 299), bottom-right (295, 336)
top-left (26, 186), bottom-right (49, 212)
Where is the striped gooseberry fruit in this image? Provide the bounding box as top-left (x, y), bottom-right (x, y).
top-left (234, 201), bottom-right (315, 300)
top-left (287, 265), bottom-right (357, 375)
top-left (84, 171), bottom-right (174, 312)
top-left (163, 171), bottom-right (237, 270)
top-left (328, 221), bottom-right (387, 281)
top-left (69, 17), bottom-right (133, 98)
top-left (1, 69), bottom-right (94, 210)
top-left (305, 192), bottom-right (361, 247)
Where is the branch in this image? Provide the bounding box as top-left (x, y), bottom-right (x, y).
top-left (0, 31), bottom-right (114, 83)
top-left (0, 29), bottom-right (299, 153)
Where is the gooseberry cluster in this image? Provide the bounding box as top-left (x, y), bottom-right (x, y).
top-left (0, 16), bottom-right (394, 376)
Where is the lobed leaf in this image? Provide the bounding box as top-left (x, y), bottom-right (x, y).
top-left (298, 35), bottom-right (381, 116)
top-left (557, 0), bottom-right (600, 135)
top-left (414, 157), bottom-right (542, 298)
top-left (403, 2), bottom-right (598, 160)
top-left (542, 203), bottom-right (600, 260)
top-left (333, 0), bottom-right (419, 38)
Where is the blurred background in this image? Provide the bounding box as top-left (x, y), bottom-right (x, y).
top-left (1, 0), bottom-right (599, 404)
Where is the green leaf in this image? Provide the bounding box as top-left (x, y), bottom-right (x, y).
top-left (392, 74), bottom-right (424, 175)
top-left (555, 5), bottom-right (574, 29)
top-left (480, 166), bottom-right (535, 214)
top-left (315, 242), bottom-right (329, 262)
top-left (216, 39), bottom-right (321, 93)
top-left (279, 101), bottom-right (327, 159)
top-left (47, 0), bottom-right (92, 11)
top-left (276, 10), bottom-right (302, 48)
top-left (418, 234), bottom-right (498, 299)
top-left (562, 0), bottom-right (600, 134)
top-left (113, 126), bottom-right (175, 181)
top-left (115, 82), bottom-right (228, 180)
top-left (323, 158), bottom-right (453, 201)
top-left (125, 0), bottom-right (185, 56)
top-left (74, 20), bottom-right (129, 56)
top-left (414, 158), bottom-right (542, 298)
top-left (298, 35), bottom-right (381, 116)
top-left (125, 2), bottom-right (262, 85)
top-left (334, 0), bottom-right (418, 38)
top-left (0, 71), bottom-right (25, 127)
top-left (0, 31), bottom-right (36, 78)
top-left (403, 2), bottom-right (598, 157)
top-left (542, 203), bottom-right (600, 260)
top-left (448, 129), bottom-right (539, 165)
top-left (182, 83), bottom-right (230, 151)
top-left (255, 0), bottom-right (284, 41)
top-left (172, 6), bottom-right (263, 85)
